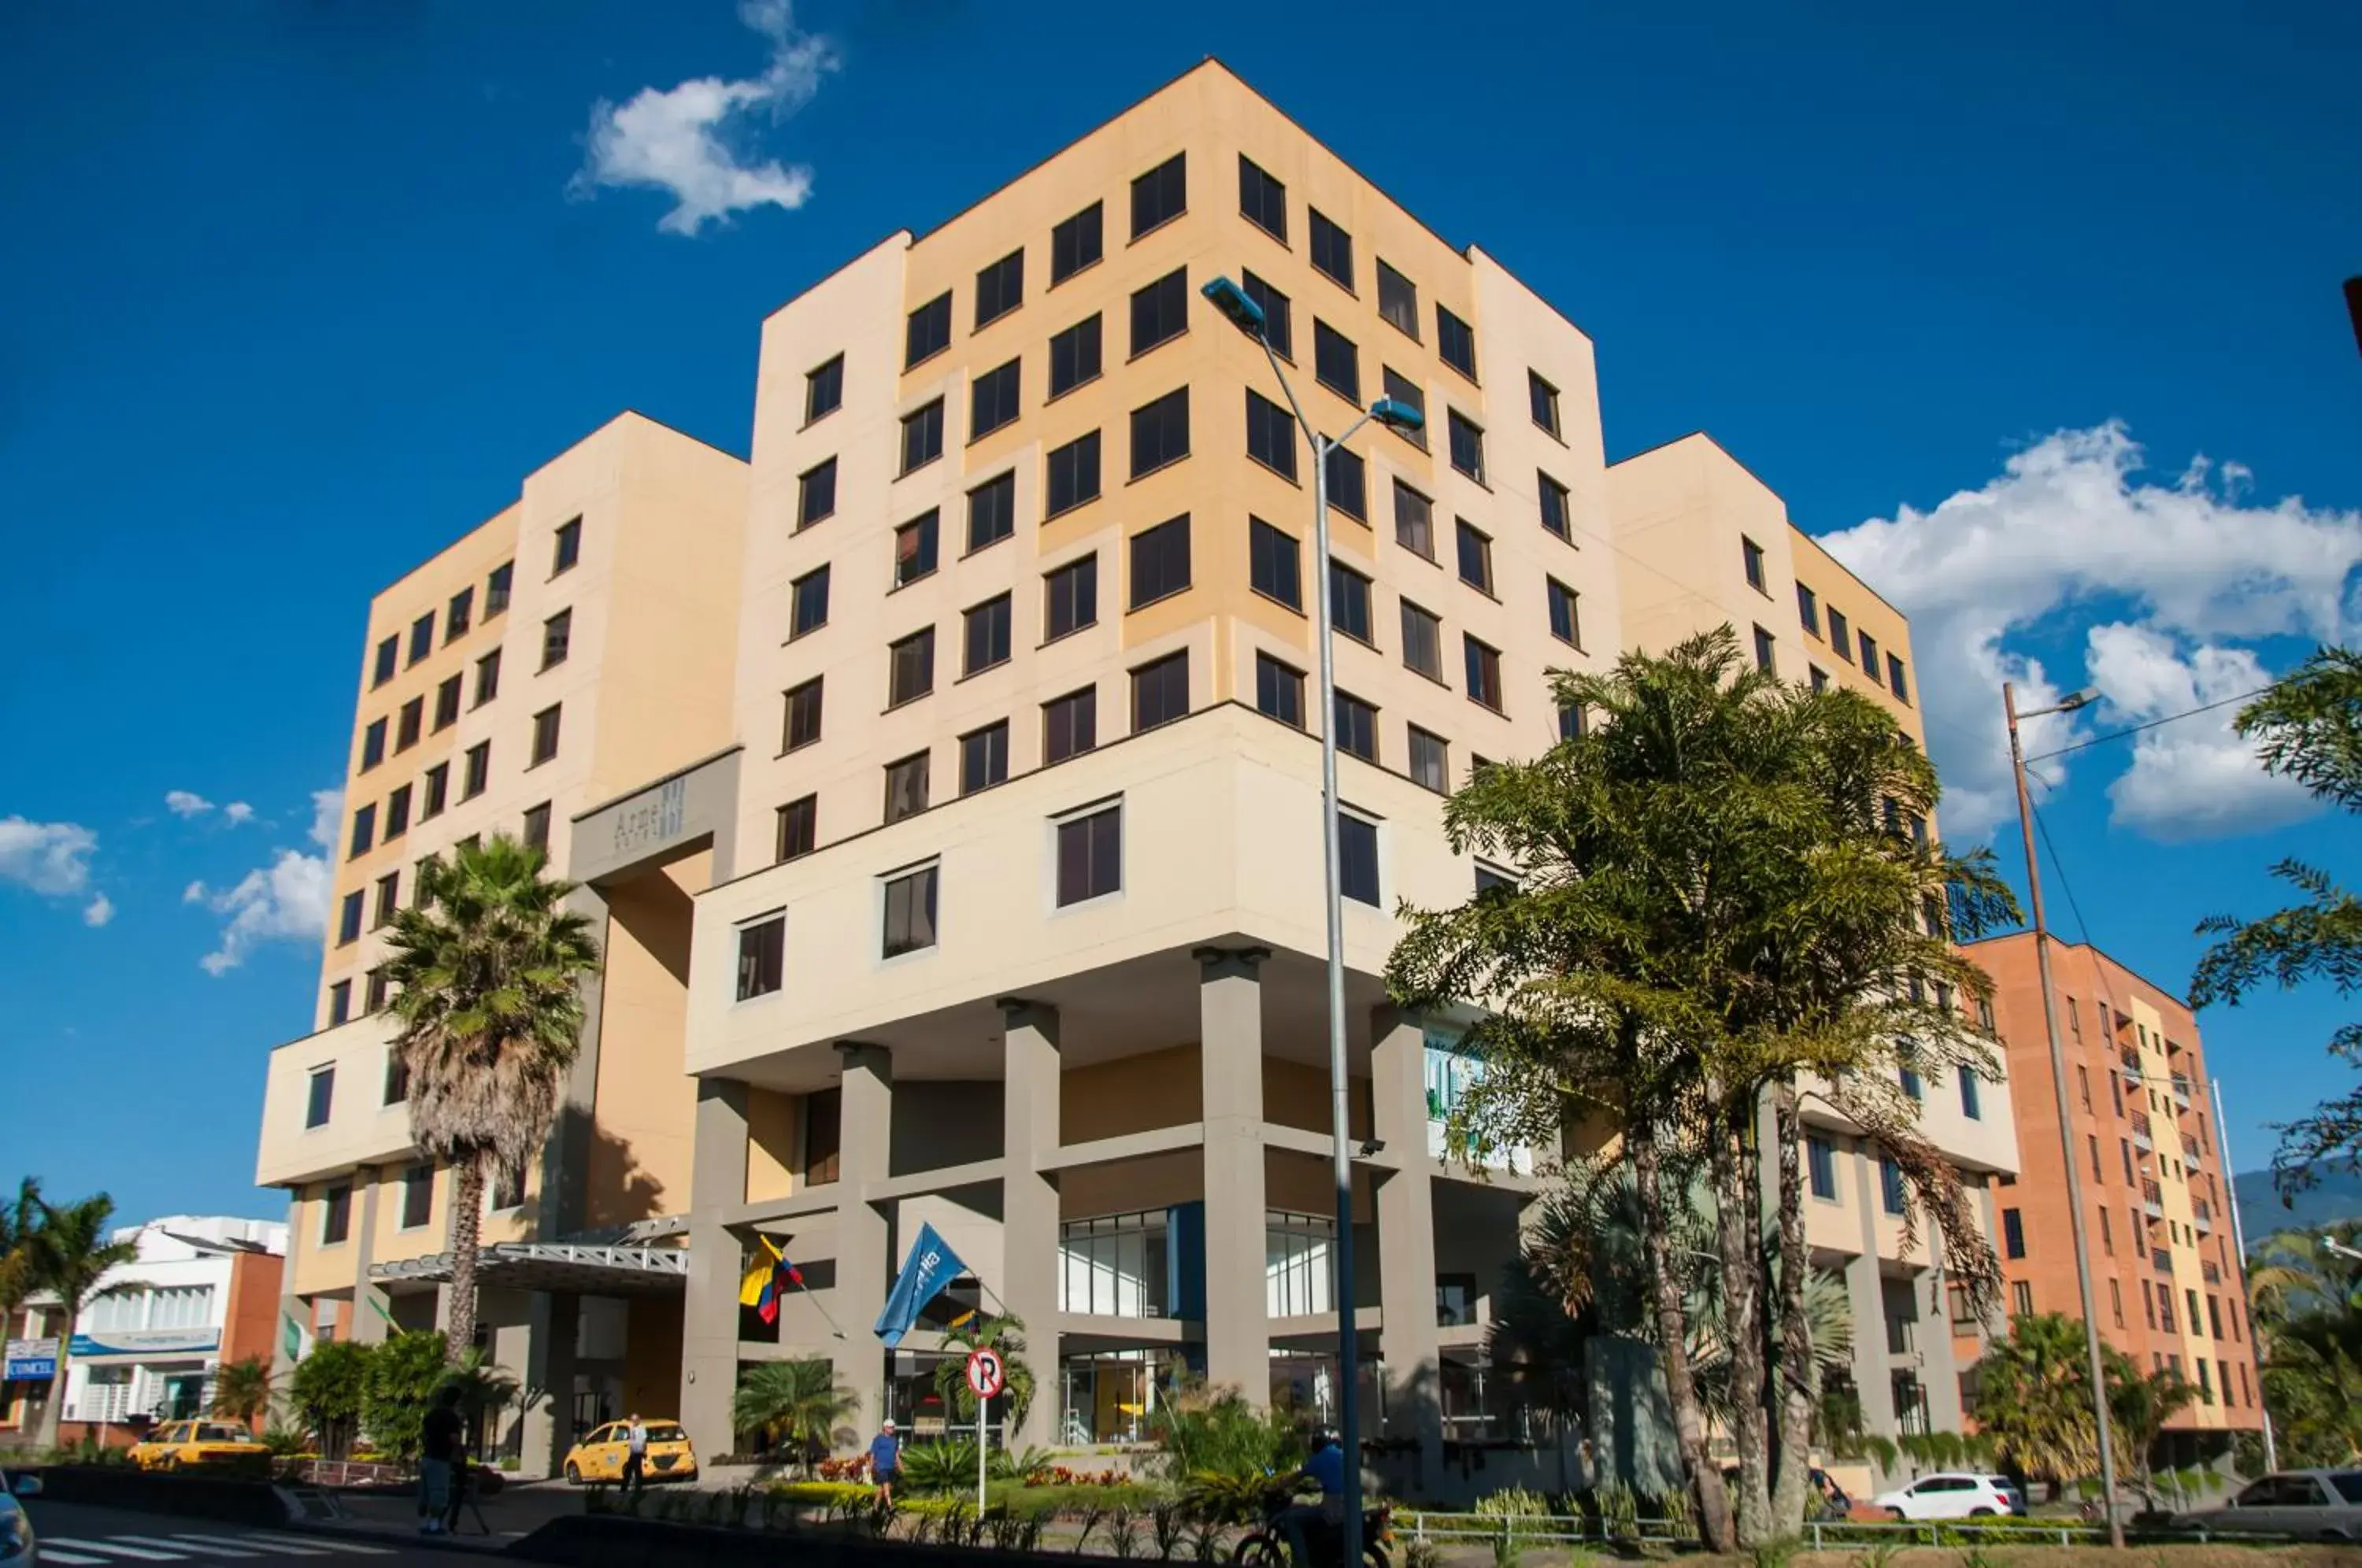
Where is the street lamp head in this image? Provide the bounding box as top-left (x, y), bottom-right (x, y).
top-left (2057, 690), bottom-right (2096, 713)
top-left (1368, 397), bottom-right (1425, 434)
top-left (1201, 276), bottom-right (1266, 338)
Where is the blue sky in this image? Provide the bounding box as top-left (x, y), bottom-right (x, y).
top-left (2, 2), bottom-right (2358, 1225)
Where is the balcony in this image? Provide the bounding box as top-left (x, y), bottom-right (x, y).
top-left (2193, 1200), bottom-right (2215, 1234)
top-left (2182, 1132), bottom-right (2204, 1163)
top-left (2119, 1047), bottom-right (2142, 1082)
top-left (2171, 1074), bottom-right (2194, 1108)
top-left (2152, 1247), bottom-right (2174, 1276)
top-left (2131, 1109), bottom-right (2154, 1150)
top-left (2202, 1259), bottom-right (2223, 1285)
top-left (2142, 1178), bottom-right (2165, 1217)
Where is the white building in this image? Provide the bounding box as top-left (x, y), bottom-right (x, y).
top-left (49, 1215), bottom-right (288, 1429)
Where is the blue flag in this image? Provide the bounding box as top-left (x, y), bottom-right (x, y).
top-left (876, 1222), bottom-right (968, 1348)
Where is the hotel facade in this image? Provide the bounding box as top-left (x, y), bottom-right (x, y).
top-left (251, 62), bottom-right (2016, 1492)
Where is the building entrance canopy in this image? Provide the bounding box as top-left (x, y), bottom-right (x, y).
top-left (372, 1242), bottom-right (687, 1297)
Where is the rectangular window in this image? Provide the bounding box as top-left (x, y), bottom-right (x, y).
top-left (2101, 1207), bottom-right (2115, 1255)
top-left (798, 456), bottom-right (837, 527)
top-left (963, 593), bottom-right (1013, 675)
top-left (790, 564), bottom-right (830, 638)
top-left (421, 764), bottom-right (448, 820)
top-left (960, 722), bottom-right (1009, 796)
top-left (433, 675), bottom-right (461, 731)
top-left (905, 290), bottom-right (952, 368)
top-left (350, 803), bottom-right (376, 859)
top-left (2078, 1063), bottom-right (2093, 1111)
top-left (552, 517), bottom-right (583, 575)
top-left (1046, 430), bottom-right (1102, 516)
top-left (887, 627), bottom-right (935, 708)
top-left (1401, 601), bottom-right (1444, 680)
top-left (400, 1164), bottom-right (434, 1230)
top-left (1394, 480), bottom-right (1435, 558)
top-left (2002, 1208), bottom-right (2026, 1259)
top-left (328, 982), bottom-right (352, 1026)
top-left (361, 718), bottom-right (387, 771)
top-left (2013, 1280), bottom-right (2034, 1317)
top-left (969, 358), bottom-right (1021, 438)
top-left (1859, 631), bottom-right (1881, 684)
top-left (486, 560), bottom-right (513, 616)
top-left (474, 647), bottom-right (501, 707)
top-left (1447, 410), bottom-right (1486, 483)
top-left (1376, 259), bottom-right (1418, 338)
top-left (1529, 372), bottom-right (1561, 436)
top-left (894, 509), bottom-right (939, 586)
top-left (1256, 653), bottom-right (1305, 727)
top-left (1381, 367), bottom-right (1427, 449)
top-left (409, 611), bottom-right (435, 665)
top-left (776, 795), bottom-right (816, 862)
top-left (1131, 152), bottom-right (1186, 238)
top-left (306, 1068), bottom-right (335, 1131)
top-left (1057, 805), bottom-right (1123, 906)
top-left (1129, 515), bottom-right (1191, 608)
top-left (1887, 653), bottom-right (1911, 704)
top-left (1314, 320), bottom-right (1360, 402)
top-left (521, 801), bottom-right (550, 852)
top-left (1309, 208), bottom-right (1353, 289)
top-left (1538, 472), bottom-right (1572, 542)
top-left (372, 635), bottom-right (398, 688)
top-left (320, 1182), bottom-right (350, 1244)
top-left (1238, 154), bottom-right (1287, 240)
top-left (338, 890), bottom-right (364, 945)
top-left (446, 586), bottom-right (473, 642)
top-left (541, 608), bottom-right (572, 671)
top-left (1742, 536), bottom-right (1767, 593)
top-left (736, 915), bottom-right (785, 1001)
top-left (1753, 624), bottom-right (1777, 674)
top-left (883, 751), bottom-right (931, 823)
top-left (900, 398), bottom-right (945, 475)
top-left (372, 871), bottom-right (399, 929)
top-left (1881, 1159), bottom-right (1908, 1215)
top-left (805, 354), bottom-right (843, 423)
top-left (1050, 201), bottom-right (1102, 283)
top-left (396, 697), bottom-right (423, 752)
top-left (1436, 306), bottom-right (1476, 379)
top-left (1334, 690), bottom-right (1378, 763)
top-left (782, 679), bottom-right (823, 752)
top-left (1131, 268), bottom-right (1189, 357)
top-left (1049, 313), bottom-right (1101, 397)
top-left (883, 864), bottom-right (940, 957)
top-left (1043, 686), bottom-right (1097, 764)
top-left (1246, 389), bottom-right (1297, 479)
top-left (1464, 635), bottom-right (1504, 711)
top-left (530, 704), bottom-right (561, 766)
top-left (1548, 579), bottom-right (1583, 647)
top-left (1808, 1137), bottom-right (1837, 1200)
top-left (1960, 1069), bottom-right (1983, 1119)
top-left (1329, 560), bottom-right (1374, 643)
top-left (1241, 271), bottom-right (1291, 357)
top-left (1409, 727), bottom-right (1449, 793)
top-left (1810, 667), bottom-right (1829, 692)
top-left (966, 472), bottom-right (1016, 553)
top-left (974, 247), bottom-right (1023, 328)
top-left (1796, 582), bottom-right (1820, 636)
top-left (384, 786), bottom-right (411, 842)
top-left (1324, 444), bottom-right (1367, 521)
top-left (1828, 608), bottom-right (1853, 662)
top-left (1338, 814), bottom-right (1379, 905)
top-left (1130, 387), bottom-right (1190, 478)
top-left (1131, 651), bottom-right (1189, 731)
top-left (1249, 518), bottom-right (1301, 608)
top-left (1045, 553), bottom-right (1098, 641)
top-left (1456, 519), bottom-right (1494, 594)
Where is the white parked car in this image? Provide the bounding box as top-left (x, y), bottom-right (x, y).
top-left (0, 1468), bottom-right (43, 1566)
top-left (1871, 1472), bottom-right (2027, 1520)
top-left (2171, 1470), bottom-right (2362, 1540)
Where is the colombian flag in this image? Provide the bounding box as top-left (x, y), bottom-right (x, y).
top-left (737, 1237), bottom-right (805, 1325)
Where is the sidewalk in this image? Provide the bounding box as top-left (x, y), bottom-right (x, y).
top-left (305, 1477), bottom-right (588, 1552)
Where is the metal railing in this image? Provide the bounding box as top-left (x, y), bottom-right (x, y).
top-left (1392, 1510), bottom-right (2292, 1551)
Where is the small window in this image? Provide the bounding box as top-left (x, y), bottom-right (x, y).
top-left (1828, 608), bottom-right (1853, 664)
top-left (1887, 654), bottom-right (1911, 704)
top-left (1881, 1159), bottom-right (1908, 1216)
top-left (522, 801), bottom-right (551, 853)
top-left (337, 890), bottom-right (364, 945)
top-left (1238, 154), bottom-right (1287, 241)
top-left (1329, 560), bottom-right (1374, 644)
top-left (1529, 372), bottom-right (1560, 436)
top-left (974, 248), bottom-right (1024, 329)
top-left (474, 648), bottom-right (502, 707)
top-left (776, 795), bottom-right (816, 862)
top-left (1309, 208), bottom-right (1353, 289)
top-left (2002, 1208), bottom-right (2026, 1259)
top-left (887, 627), bottom-right (936, 708)
top-left (894, 509), bottom-right (940, 586)
top-left (1129, 516), bottom-right (1191, 608)
top-left (1475, 864), bottom-right (1516, 896)
top-left (1376, 260), bottom-right (1419, 338)
top-left (1131, 268), bottom-right (1190, 357)
top-left (542, 608), bottom-right (572, 671)
top-left (736, 915), bottom-right (786, 1001)
top-left (1538, 472), bottom-right (1572, 542)
top-left (900, 398), bottom-right (945, 475)
top-left (1045, 553), bottom-right (1098, 641)
top-left (320, 1182), bottom-right (351, 1244)
top-left (306, 1067), bottom-right (336, 1130)
top-left (965, 472), bottom-right (1016, 553)
top-left (964, 592), bottom-right (1013, 675)
top-left (1447, 411), bottom-right (1486, 483)
top-left (1753, 624), bottom-right (1776, 674)
top-left (372, 871), bottom-right (400, 929)
top-left (1057, 805), bottom-right (1123, 907)
top-left (1548, 579), bottom-right (1582, 648)
top-left (1334, 690), bottom-right (1379, 763)
top-left (553, 518), bottom-right (582, 576)
top-left (530, 704), bottom-right (561, 766)
top-left (1960, 1068), bottom-right (1983, 1121)
top-left (783, 679), bottom-right (823, 751)
top-left (1436, 306), bottom-right (1476, 379)
top-left (1455, 520), bottom-right (1494, 594)
top-left (360, 718), bottom-right (387, 771)
top-left (1324, 444), bottom-right (1367, 521)
top-left (1338, 814), bottom-right (1380, 905)
top-left (1046, 430), bottom-right (1102, 516)
top-left (1246, 390), bottom-right (1298, 479)
top-left (805, 354), bottom-right (844, 423)
top-left (1560, 702), bottom-right (1587, 744)
top-left (1314, 320), bottom-right (1361, 403)
top-left (446, 587), bottom-right (474, 642)
top-left (883, 864), bottom-right (940, 957)
top-left (790, 565), bottom-right (831, 638)
top-left (1130, 387), bottom-right (1190, 478)
top-left (1249, 518), bottom-right (1301, 608)
top-left (1742, 535), bottom-right (1767, 593)
top-left (1409, 727), bottom-right (1449, 793)
top-left (1256, 653), bottom-right (1305, 727)
top-left (1131, 650), bottom-right (1189, 731)
top-left (384, 786), bottom-right (412, 842)
top-left (905, 291), bottom-right (952, 368)
top-left (1043, 686), bottom-right (1097, 764)
top-left (970, 359), bottom-right (1021, 439)
top-left (1394, 481), bottom-right (1435, 559)
top-left (328, 982), bottom-right (353, 1026)
top-left (485, 561), bottom-right (513, 616)
top-left (1807, 1137), bottom-right (1837, 1200)
top-left (1131, 151), bottom-right (1187, 238)
top-left (1381, 368), bottom-right (1427, 449)
top-left (1796, 582), bottom-right (1820, 636)
top-left (422, 763), bottom-right (449, 819)
top-left (1049, 314), bottom-right (1102, 397)
top-left (401, 1164), bottom-right (434, 1230)
top-left (960, 722), bottom-right (1009, 796)
top-left (1241, 271), bottom-right (1292, 357)
top-left (883, 751), bottom-right (931, 823)
top-left (1810, 667), bottom-right (1829, 693)
top-left (372, 636), bottom-right (398, 688)
top-left (1401, 601), bottom-right (1444, 681)
top-left (798, 457), bottom-right (837, 527)
top-left (349, 803), bottom-right (376, 859)
top-left (1859, 630), bottom-right (1882, 684)
top-left (433, 675), bottom-right (461, 731)
top-left (1050, 202), bottom-right (1103, 284)
top-left (1464, 636), bottom-right (1503, 712)
top-left (409, 612), bottom-right (435, 665)
top-left (396, 697), bottom-right (423, 752)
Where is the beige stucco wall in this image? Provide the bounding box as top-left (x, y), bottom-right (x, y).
top-left (587, 851), bottom-right (709, 1226)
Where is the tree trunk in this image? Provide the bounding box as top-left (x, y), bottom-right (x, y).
top-left (1630, 1119), bottom-right (1735, 1554)
top-left (35, 1307), bottom-right (75, 1450)
top-left (1769, 1087), bottom-right (1820, 1537)
top-left (1707, 1108), bottom-right (1772, 1547)
top-left (447, 1157), bottom-right (485, 1366)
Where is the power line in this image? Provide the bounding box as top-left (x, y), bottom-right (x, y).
top-left (2023, 685), bottom-right (2270, 767)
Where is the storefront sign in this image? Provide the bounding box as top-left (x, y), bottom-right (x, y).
top-left (3, 1338), bottom-right (59, 1381)
top-left (68, 1327), bottom-right (220, 1358)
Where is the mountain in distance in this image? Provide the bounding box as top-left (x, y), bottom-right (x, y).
top-left (2234, 1164), bottom-right (2362, 1244)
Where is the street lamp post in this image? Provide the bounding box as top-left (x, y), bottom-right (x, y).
top-left (2003, 682), bottom-right (2123, 1549)
top-left (2209, 1077), bottom-right (2279, 1471)
top-left (1205, 276), bottom-right (1423, 1568)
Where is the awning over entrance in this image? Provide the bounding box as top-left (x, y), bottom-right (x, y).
top-left (372, 1242), bottom-right (687, 1296)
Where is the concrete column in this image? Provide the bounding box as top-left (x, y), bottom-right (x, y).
top-left (521, 1291), bottom-right (580, 1477)
top-left (1370, 1008), bottom-right (1441, 1486)
top-left (271, 1193), bottom-right (306, 1387)
top-left (1000, 1000), bottom-right (1062, 1452)
top-left (1197, 948), bottom-right (1270, 1402)
top-left (835, 1043), bottom-right (895, 1436)
top-left (1918, 1230), bottom-right (1964, 1432)
top-left (1846, 1144), bottom-right (1899, 1469)
top-left (679, 1078), bottom-right (751, 1459)
top-left (350, 1167), bottom-right (389, 1345)
top-left (542, 886), bottom-right (613, 1241)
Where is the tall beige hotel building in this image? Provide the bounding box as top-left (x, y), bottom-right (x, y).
top-left (252, 62), bottom-right (2015, 1492)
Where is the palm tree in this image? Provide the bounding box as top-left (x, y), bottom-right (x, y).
top-left (2104, 1349), bottom-right (2194, 1507)
top-left (438, 1343), bottom-right (521, 1454)
top-left (379, 835), bottom-right (600, 1363)
top-left (0, 1179), bottom-right (41, 1346)
top-left (1973, 1312), bottom-right (2105, 1500)
top-left (210, 1355), bottom-right (273, 1429)
top-left (731, 1359), bottom-right (857, 1474)
top-left (21, 1192), bottom-right (143, 1448)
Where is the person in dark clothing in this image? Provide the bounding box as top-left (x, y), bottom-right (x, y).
top-left (419, 1387), bottom-right (465, 1536)
top-left (868, 1420), bottom-right (901, 1505)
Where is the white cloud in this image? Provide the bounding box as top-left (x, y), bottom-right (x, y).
top-left (82, 893), bottom-right (115, 927)
top-left (183, 880), bottom-right (208, 904)
top-left (195, 787), bottom-right (343, 976)
top-left (308, 789), bottom-right (342, 849)
top-left (223, 801), bottom-right (254, 827)
top-left (2084, 625), bottom-right (2317, 841)
top-left (1818, 423), bottom-right (2362, 840)
top-left (0, 816), bottom-right (98, 895)
top-left (165, 790), bottom-right (215, 819)
top-left (573, 0), bottom-right (837, 235)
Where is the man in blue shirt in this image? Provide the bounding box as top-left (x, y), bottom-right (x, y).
top-left (1280, 1430), bottom-right (1348, 1568)
top-left (868, 1419), bottom-right (902, 1504)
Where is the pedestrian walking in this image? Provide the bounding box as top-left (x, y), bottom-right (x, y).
top-left (418, 1387), bottom-right (464, 1536)
top-left (868, 1419), bottom-right (901, 1505)
top-left (621, 1413), bottom-right (650, 1493)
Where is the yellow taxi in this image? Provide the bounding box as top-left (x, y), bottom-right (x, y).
top-left (128, 1419), bottom-right (270, 1472)
top-left (561, 1418), bottom-right (698, 1485)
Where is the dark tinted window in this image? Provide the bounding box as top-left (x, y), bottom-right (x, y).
top-left (1753, 624), bottom-right (1777, 673)
top-left (1743, 536), bottom-right (1767, 591)
top-left (1309, 208), bottom-right (1353, 289)
top-left (1256, 653), bottom-right (1304, 727)
top-left (463, 741), bottom-right (491, 797)
top-left (1246, 390), bottom-right (1297, 479)
top-left (1409, 727), bottom-right (1448, 793)
top-left (1529, 372), bottom-right (1560, 435)
top-left (541, 610), bottom-right (572, 671)
top-left (1334, 691), bottom-right (1378, 763)
top-left (791, 565), bottom-right (830, 639)
top-left (1129, 515), bottom-right (1191, 608)
top-left (349, 803), bottom-right (375, 857)
top-left (894, 510), bottom-right (939, 586)
top-left (1829, 608), bottom-right (1853, 662)
top-left (1860, 631), bottom-right (1882, 683)
top-left (883, 751), bottom-right (930, 823)
top-left (446, 587), bottom-right (473, 642)
top-left (486, 560), bottom-right (513, 616)
top-left (888, 627), bottom-right (935, 707)
top-left (1131, 268), bottom-right (1190, 357)
top-left (975, 248), bottom-right (1024, 327)
top-left (1448, 411), bottom-right (1486, 483)
top-left (1464, 635), bottom-right (1503, 711)
top-left (1043, 687), bottom-right (1096, 764)
top-left (1338, 815), bottom-right (1379, 905)
top-left (905, 291), bottom-right (952, 368)
top-left (1238, 154), bottom-right (1287, 241)
top-left (474, 649), bottom-right (501, 706)
top-left (736, 916), bottom-right (785, 1001)
top-left (338, 891), bottom-right (364, 945)
top-left (321, 1181), bottom-right (350, 1241)
top-left (882, 864), bottom-right (939, 956)
top-left (1130, 388), bottom-right (1190, 478)
top-left (798, 458), bottom-right (838, 526)
top-left (553, 518), bottom-right (583, 575)
top-left (434, 675), bottom-right (461, 730)
top-left (776, 796), bottom-right (816, 861)
top-left (409, 612), bottom-right (435, 664)
top-left (1050, 202), bottom-right (1102, 283)
top-left (960, 722), bottom-right (1009, 796)
top-left (396, 696), bottom-right (423, 749)
top-left (1046, 431), bottom-right (1101, 516)
top-left (967, 472), bottom-right (1016, 552)
top-left (964, 593), bottom-right (1012, 675)
top-left (1548, 579), bottom-right (1581, 647)
top-left (783, 679), bottom-right (824, 750)
top-left (1888, 654), bottom-right (1911, 704)
top-left (1045, 554), bottom-right (1098, 640)
top-left (1376, 260), bottom-right (1418, 338)
top-left (1049, 314), bottom-right (1101, 397)
top-left (422, 764), bottom-right (448, 819)
top-left (1330, 561), bottom-right (1373, 643)
top-left (361, 718), bottom-right (387, 771)
top-left (1401, 601), bottom-right (1442, 680)
top-left (1456, 520), bottom-right (1494, 594)
top-left (970, 358), bottom-right (1021, 438)
top-left (900, 398), bottom-right (945, 475)
top-left (1131, 152), bottom-right (1186, 238)
top-left (1381, 368), bottom-right (1426, 448)
top-left (1324, 444), bottom-right (1366, 520)
top-left (1394, 481), bottom-right (1435, 558)
top-left (1538, 472), bottom-right (1571, 540)
top-left (1436, 306), bottom-right (1476, 379)
top-left (384, 786), bottom-right (411, 841)
top-left (1057, 806), bottom-right (1122, 906)
top-left (531, 704), bottom-right (561, 765)
top-left (1241, 272), bottom-right (1291, 357)
top-left (1249, 518), bottom-right (1301, 608)
top-left (1314, 320), bottom-right (1360, 402)
top-left (1131, 650), bottom-right (1189, 731)
top-left (372, 636), bottom-right (397, 687)
top-left (806, 355), bottom-right (844, 423)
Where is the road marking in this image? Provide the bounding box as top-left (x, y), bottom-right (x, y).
top-left (40, 1540), bottom-right (189, 1561)
top-left (161, 1536), bottom-right (270, 1556)
top-left (116, 1538), bottom-right (258, 1558)
top-left (236, 1533), bottom-right (389, 1555)
top-left (33, 1550), bottom-right (111, 1566)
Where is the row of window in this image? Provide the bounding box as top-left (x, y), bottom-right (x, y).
top-left (368, 553), bottom-right (523, 691)
top-left (1802, 1128), bottom-right (1985, 1214)
top-left (349, 706), bottom-right (558, 865)
top-left (359, 599), bottom-right (576, 779)
top-left (1743, 538), bottom-right (1912, 705)
top-left (331, 792), bottom-right (555, 978)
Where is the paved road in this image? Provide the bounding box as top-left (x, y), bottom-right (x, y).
top-left (22, 1500), bottom-right (467, 1568)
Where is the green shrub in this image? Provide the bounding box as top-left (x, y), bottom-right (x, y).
top-left (1146, 1379), bottom-right (1301, 1481)
top-left (359, 1329), bottom-right (448, 1463)
top-left (767, 1479), bottom-right (878, 1509)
